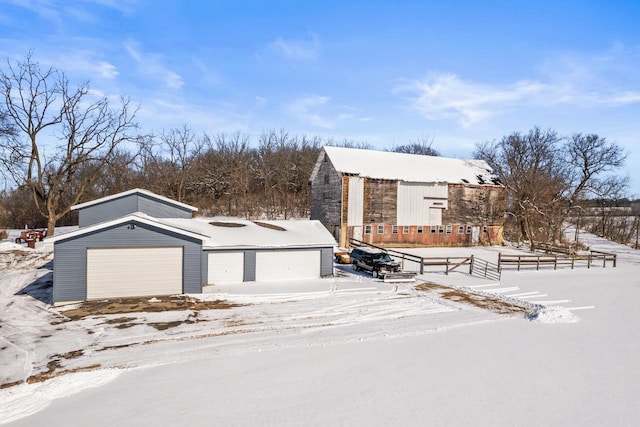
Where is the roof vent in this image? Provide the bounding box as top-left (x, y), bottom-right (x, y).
top-left (252, 221), bottom-right (286, 231)
top-left (209, 222), bottom-right (246, 228)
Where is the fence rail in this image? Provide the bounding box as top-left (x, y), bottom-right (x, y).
top-left (499, 250), bottom-right (617, 271)
top-left (349, 239), bottom-right (501, 280)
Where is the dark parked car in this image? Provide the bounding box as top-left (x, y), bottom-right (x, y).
top-left (351, 248), bottom-right (401, 278)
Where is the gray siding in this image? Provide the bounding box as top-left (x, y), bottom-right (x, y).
top-left (78, 193), bottom-right (193, 227)
top-left (244, 250), bottom-right (256, 282)
top-left (53, 221), bottom-right (202, 303)
top-left (79, 194), bottom-right (138, 227)
top-left (320, 247), bottom-right (334, 277)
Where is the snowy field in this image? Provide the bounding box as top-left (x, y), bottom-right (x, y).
top-left (1, 228), bottom-right (639, 426)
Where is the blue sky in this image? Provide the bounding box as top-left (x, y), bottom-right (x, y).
top-left (1, 0), bottom-right (639, 195)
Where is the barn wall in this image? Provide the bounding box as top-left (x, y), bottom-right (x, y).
top-left (396, 182), bottom-right (448, 225)
top-left (310, 154), bottom-right (343, 241)
top-left (353, 224), bottom-right (503, 247)
top-left (53, 221), bottom-right (202, 303)
top-left (363, 179), bottom-right (397, 225)
top-left (78, 194), bottom-right (193, 227)
top-left (443, 184), bottom-right (506, 226)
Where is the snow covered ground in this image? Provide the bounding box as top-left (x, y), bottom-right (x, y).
top-left (1, 229), bottom-right (639, 426)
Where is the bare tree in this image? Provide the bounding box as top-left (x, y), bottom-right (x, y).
top-left (566, 133), bottom-right (627, 204)
top-left (475, 127), bottom-right (566, 249)
top-left (476, 127), bottom-right (629, 248)
top-left (0, 53), bottom-right (140, 235)
top-left (390, 136), bottom-right (440, 156)
top-left (140, 126), bottom-right (203, 202)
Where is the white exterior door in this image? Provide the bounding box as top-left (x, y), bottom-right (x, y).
top-left (208, 252), bottom-right (244, 284)
top-left (352, 226), bottom-right (363, 241)
top-left (255, 250), bottom-right (321, 282)
top-left (87, 247), bottom-right (183, 299)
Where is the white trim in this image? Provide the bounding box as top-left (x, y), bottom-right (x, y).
top-left (71, 188), bottom-right (198, 212)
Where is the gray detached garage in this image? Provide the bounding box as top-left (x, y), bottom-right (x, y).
top-left (52, 189), bottom-right (337, 305)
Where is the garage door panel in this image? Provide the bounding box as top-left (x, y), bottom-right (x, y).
top-left (255, 250), bottom-right (320, 282)
top-left (87, 247), bottom-right (183, 299)
top-left (208, 252), bottom-right (244, 284)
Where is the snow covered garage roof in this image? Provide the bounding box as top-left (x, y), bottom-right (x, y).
top-left (311, 146), bottom-right (501, 186)
top-left (159, 217), bottom-right (337, 249)
top-left (50, 214), bottom-right (336, 249)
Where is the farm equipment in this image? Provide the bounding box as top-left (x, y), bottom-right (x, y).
top-left (15, 229), bottom-right (47, 246)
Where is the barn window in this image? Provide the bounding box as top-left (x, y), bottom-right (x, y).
top-left (365, 225), bottom-right (372, 234)
top-left (417, 226), bottom-right (423, 234)
top-left (458, 225), bottom-right (464, 234)
top-left (466, 225), bottom-right (472, 234)
top-left (377, 225), bottom-right (384, 234)
top-left (403, 225), bottom-right (409, 234)
top-left (392, 225), bottom-right (398, 234)
top-left (446, 225), bottom-right (452, 234)
top-left (430, 226), bottom-right (436, 234)
top-left (438, 225), bottom-right (444, 234)
top-left (483, 225), bottom-right (488, 233)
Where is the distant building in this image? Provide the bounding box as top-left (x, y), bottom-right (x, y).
top-left (309, 146), bottom-right (506, 248)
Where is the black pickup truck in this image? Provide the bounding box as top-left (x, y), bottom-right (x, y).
top-left (351, 248), bottom-right (401, 278)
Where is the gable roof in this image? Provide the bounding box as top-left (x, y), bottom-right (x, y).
top-left (70, 188), bottom-right (198, 212)
top-left (311, 146), bottom-right (501, 186)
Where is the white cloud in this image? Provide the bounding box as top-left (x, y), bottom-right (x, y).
top-left (288, 95), bottom-right (334, 128)
top-left (48, 51), bottom-right (119, 80)
top-left (267, 35), bottom-right (320, 61)
top-left (396, 73), bottom-right (548, 127)
top-left (125, 42), bottom-right (184, 89)
top-left (397, 46), bottom-right (640, 127)
top-left (286, 95), bottom-right (368, 129)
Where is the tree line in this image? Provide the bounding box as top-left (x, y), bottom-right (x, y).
top-left (0, 54), bottom-right (633, 249)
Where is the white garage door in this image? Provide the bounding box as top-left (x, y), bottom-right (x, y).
top-left (255, 250), bottom-right (321, 282)
top-left (87, 247), bottom-right (183, 299)
top-left (208, 252), bottom-right (244, 284)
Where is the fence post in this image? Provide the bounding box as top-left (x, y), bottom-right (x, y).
top-left (445, 257), bottom-right (449, 275)
top-left (469, 255), bottom-right (474, 275)
top-left (420, 257), bottom-right (424, 275)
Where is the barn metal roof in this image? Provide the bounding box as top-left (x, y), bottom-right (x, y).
top-left (311, 146), bottom-right (501, 186)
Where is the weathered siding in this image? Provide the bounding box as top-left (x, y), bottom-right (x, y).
top-left (443, 184), bottom-right (506, 226)
top-left (310, 154), bottom-right (343, 240)
top-left (363, 179), bottom-right (397, 225)
top-left (79, 193), bottom-right (193, 227)
top-left (53, 221), bottom-right (202, 303)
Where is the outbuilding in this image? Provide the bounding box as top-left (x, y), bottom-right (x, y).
top-left (52, 189), bottom-right (336, 305)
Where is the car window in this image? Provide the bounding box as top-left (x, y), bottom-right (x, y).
top-left (374, 254), bottom-right (392, 262)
